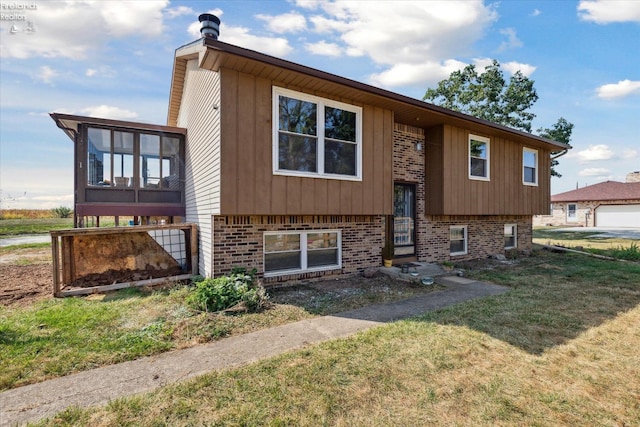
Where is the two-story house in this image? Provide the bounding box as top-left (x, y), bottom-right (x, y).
top-left (51, 14), bottom-right (569, 284)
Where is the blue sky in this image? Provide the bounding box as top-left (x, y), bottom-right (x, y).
top-left (1, 0), bottom-right (639, 209)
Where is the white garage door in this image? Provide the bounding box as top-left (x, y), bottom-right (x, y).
top-left (596, 204), bottom-right (640, 228)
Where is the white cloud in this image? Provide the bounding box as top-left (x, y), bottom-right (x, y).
top-left (84, 66), bottom-right (116, 79)
top-left (219, 26), bottom-right (293, 57)
top-left (370, 59), bottom-right (467, 88)
top-left (327, 1), bottom-right (497, 66)
top-left (166, 6), bottom-right (194, 19)
top-left (0, 1), bottom-right (169, 59)
top-left (256, 12), bottom-right (307, 33)
top-left (579, 167), bottom-right (611, 177)
top-left (596, 80), bottom-right (640, 99)
top-left (497, 28), bottom-right (523, 52)
top-left (578, 0), bottom-right (640, 23)
top-left (305, 40), bottom-right (342, 56)
top-left (568, 144), bottom-right (615, 162)
top-left (501, 61), bottom-right (536, 77)
top-left (80, 105), bottom-right (139, 120)
top-left (35, 65), bottom-right (57, 84)
top-left (531, 9), bottom-right (542, 17)
top-left (302, 1), bottom-right (497, 88)
top-left (623, 149), bottom-right (638, 159)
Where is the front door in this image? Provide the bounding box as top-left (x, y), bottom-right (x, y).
top-left (393, 183), bottom-right (416, 256)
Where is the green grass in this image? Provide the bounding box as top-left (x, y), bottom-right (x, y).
top-left (0, 275), bottom-right (434, 391)
top-left (533, 227), bottom-right (640, 260)
top-left (30, 250), bottom-right (640, 426)
top-left (0, 218), bottom-right (74, 236)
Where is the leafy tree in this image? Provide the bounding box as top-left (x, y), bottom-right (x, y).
top-left (537, 117), bottom-right (574, 177)
top-left (424, 60), bottom-right (572, 176)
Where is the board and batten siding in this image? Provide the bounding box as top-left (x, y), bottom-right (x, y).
top-left (178, 59), bottom-right (221, 277)
top-left (425, 124), bottom-right (551, 216)
top-left (217, 68), bottom-right (393, 216)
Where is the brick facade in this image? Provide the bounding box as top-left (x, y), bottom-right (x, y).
top-left (533, 199), bottom-right (640, 227)
top-left (212, 215), bottom-right (384, 283)
top-left (393, 123), bottom-right (532, 262)
top-left (207, 123), bottom-right (536, 283)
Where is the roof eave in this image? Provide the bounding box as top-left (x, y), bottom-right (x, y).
top-left (201, 38), bottom-right (570, 151)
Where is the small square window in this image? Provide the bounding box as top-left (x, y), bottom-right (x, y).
top-left (450, 226), bottom-right (468, 256)
top-left (469, 135), bottom-right (490, 180)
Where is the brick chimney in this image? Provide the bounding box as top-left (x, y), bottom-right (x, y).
top-left (626, 171), bottom-right (640, 183)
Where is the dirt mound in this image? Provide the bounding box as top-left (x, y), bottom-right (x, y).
top-left (70, 265), bottom-right (186, 288)
top-left (0, 263), bottom-right (52, 308)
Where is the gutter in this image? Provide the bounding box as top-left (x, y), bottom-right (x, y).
top-left (51, 113), bottom-right (79, 228)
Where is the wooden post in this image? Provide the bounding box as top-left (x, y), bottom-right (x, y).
top-left (190, 223), bottom-right (199, 275)
top-left (51, 234), bottom-right (61, 296)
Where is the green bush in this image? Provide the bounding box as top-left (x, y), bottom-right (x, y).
top-left (52, 206), bottom-right (73, 218)
top-left (187, 268), bottom-right (268, 313)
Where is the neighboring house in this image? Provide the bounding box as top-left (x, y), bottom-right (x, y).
top-left (534, 173), bottom-right (640, 228)
top-left (51, 14), bottom-right (569, 282)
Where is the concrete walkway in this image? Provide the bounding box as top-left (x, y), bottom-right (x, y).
top-left (0, 277), bottom-right (508, 426)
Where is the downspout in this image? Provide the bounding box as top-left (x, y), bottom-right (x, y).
top-left (52, 119), bottom-right (79, 228)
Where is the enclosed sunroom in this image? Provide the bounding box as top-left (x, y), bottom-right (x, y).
top-left (51, 113), bottom-right (187, 227)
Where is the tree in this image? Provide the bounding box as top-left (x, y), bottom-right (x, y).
top-left (424, 60), bottom-right (572, 175)
top-left (537, 117), bottom-right (574, 177)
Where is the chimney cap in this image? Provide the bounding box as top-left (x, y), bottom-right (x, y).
top-left (199, 13), bottom-right (220, 24)
top-left (199, 13), bottom-right (220, 39)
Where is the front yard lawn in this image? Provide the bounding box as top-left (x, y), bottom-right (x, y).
top-left (33, 249), bottom-right (640, 426)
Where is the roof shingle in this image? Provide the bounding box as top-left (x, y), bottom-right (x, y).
top-left (551, 181), bottom-right (640, 202)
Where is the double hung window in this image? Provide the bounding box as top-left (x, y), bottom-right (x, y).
top-left (273, 87), bottom-right (362, 180)
top-left (523, 148), bottom-right (538, 186)
top-left (450, 226), bottom-right (468, 256)
top-left (504, 224), bottom-right (517, 249)
top-left (264, 230), bottom-right (341, 276)
top-left (469, 135), bottom-right (490, 180)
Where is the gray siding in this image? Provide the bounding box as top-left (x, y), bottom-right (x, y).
top-left (179, 59), bottom-right (221, 277)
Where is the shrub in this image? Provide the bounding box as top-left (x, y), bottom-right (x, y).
top-left (187, 269), bottom-right (268, 313)
top-left (52, 206), bottom-right (73, 218)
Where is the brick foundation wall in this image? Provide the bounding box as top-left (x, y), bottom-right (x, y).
top-left (423, 215), bottom-right (532, 261)
top-left (393, 124), bottom-right (533, 261)
top-left (212, 215), bottom-right (384, 283)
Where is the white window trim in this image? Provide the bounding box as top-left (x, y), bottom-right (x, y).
top-left (567, 203), bottom-right (578, 222)
top-left (272, 86), bottom-right (363, 181)
top-left (523, 147), bottom-right (538, 186)
top-left (504, 224), bottom-right (517, 249)
top-left (263, 229), bottom-right (342, 277)
top-left (468, 134), bottom-right (490, 181)
top-left (450, 225), bottom-right (468, 256)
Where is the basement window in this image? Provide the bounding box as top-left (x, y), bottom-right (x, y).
top-left (450, 226), bottom-right (468, 256)
top-left (504, 224), bottom-right (517, 249)
top-left (264, 230), bottom-right (341, 276)
top-left (273, 87), bottom-right (362, 181)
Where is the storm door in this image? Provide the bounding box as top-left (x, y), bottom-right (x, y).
top-left (393, 183), bottom-right (416, 256)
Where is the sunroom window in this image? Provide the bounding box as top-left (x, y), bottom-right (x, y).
top-left (264, 230), bottom-right (341, 276)
top-left (87, 128), bottom-right (134, 187)
top-left (86, 127), bottom-right (181, 190)
top-left (273, 87), bottom-right (361, 180)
